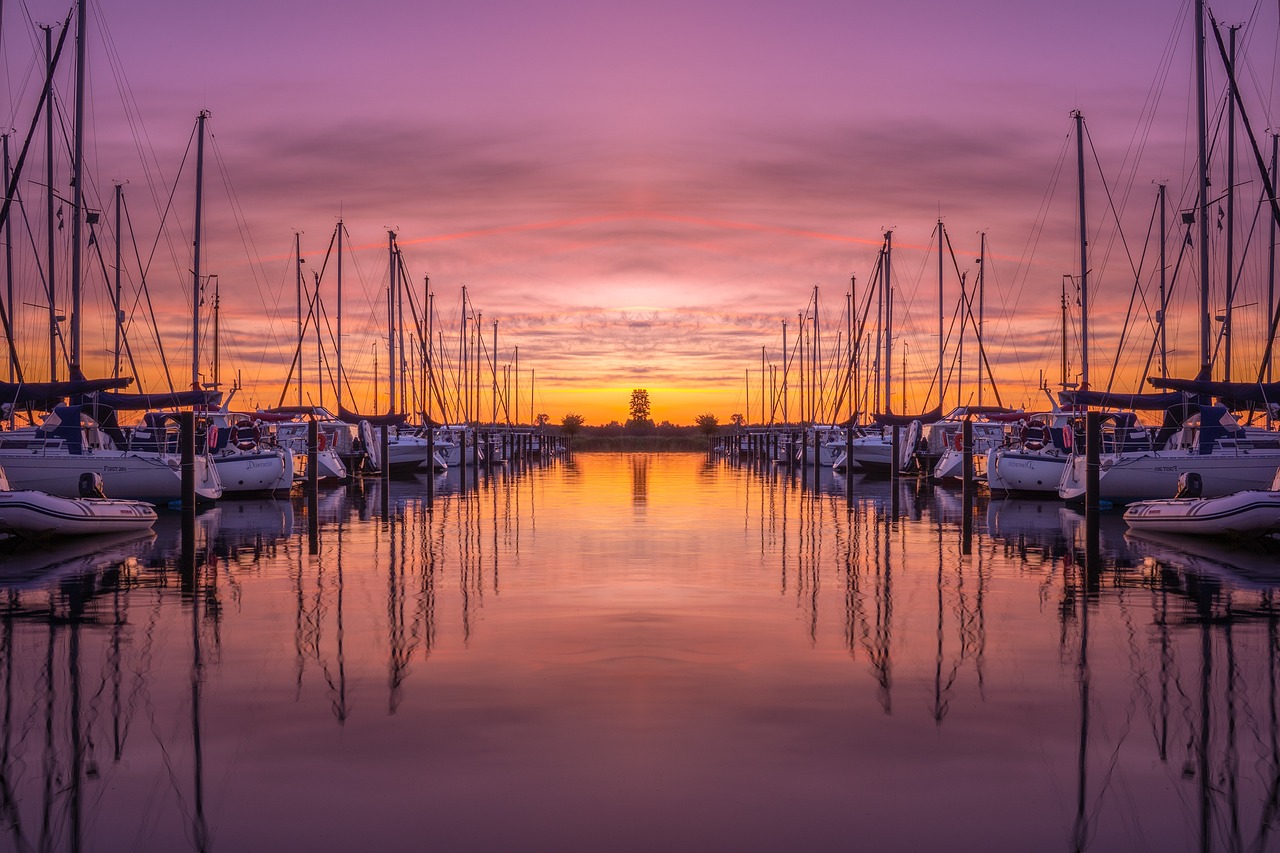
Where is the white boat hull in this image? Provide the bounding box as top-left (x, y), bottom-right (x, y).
top-left (0, 450), bottom-right (222, 502)
top-left (987, 449), bottom-right (1068, 496)
top-left (1059, 451), bottom-right (1280, 504)
top-left (0, 490), bottom-right (157, 536)
top-left (212, 448), bottom-right (290, 494)
top-left (1124, 490), bottom-right (1280, 537)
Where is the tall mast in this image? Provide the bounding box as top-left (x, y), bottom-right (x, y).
top-left (1074, 110), bottom-right (1089, 389)
top-left (69, 0), bottom-right (86, 375)
top-left (492, 319), bottom-right (498, 425)
top-left (427, 285), bottom-right (435, 421)
top-left (387, 230), bottom-right (396, 413)
top-left (295, 231), bottom-right (304, 406)
top-left (211, 276), bottom-right (220, 390)
top-left (798, 311), bottom-right (804, 426)
top-left (4, 134), bottom-right (14, 384)
top-left (1158, 183), bottom-right (1168, 377)
top-left (1195, 0), bottom-right (1211, 372)
top-left (781, 319), bottom-right (788, 424)
top-left (884, 230), bottom-right (893, 414)
top-left (937, 219), bottom-right (944, 410)
top-left (191, 110), bottom-right (207, 391)
top-left (846, 283), bottom-right (853, 423)
top-left (1223, 25), bottom-right (1238, 381)
top-left (1270, 134), bottom-right (1278, 386)
top-left (513, 344), bottom-right (518, 426)
top-left (44, 24), bottom-right (55, 380)
top-left (314, 272), bottom-right (322, 409)
top-left (977, 232), bottom-right (986, 406)
top-left (760, 345), bottom-right (766, 425)
top-left (336, 220), bottom-right (344, 411)
top-left (460, 286), bottom-right (467, 422)
top-left (113, 184), bottom-right (122, 378)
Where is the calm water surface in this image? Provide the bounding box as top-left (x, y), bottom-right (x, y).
top-left (2, 452), bottom-right (1280, 851)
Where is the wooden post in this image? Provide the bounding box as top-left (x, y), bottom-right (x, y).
top-left (307, 419), bottom-right (319, 495)
top-left (845, 425), bottom-right (854, 510)
top-left (179, 411), bottom-right (196, 511)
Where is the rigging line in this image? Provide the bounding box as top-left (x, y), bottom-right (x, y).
top-left (123, 192), bottom-right (175, 392)
top-left (943, 229), bottom-right (1004, 407)
top-left (0, 7), bottom-right (71, 235)
top-left (1104, 191), bottom-right (1162, 395)
top-left (1084, 121), bottom-right (1144, 286)
top-left (86, 220), bottom-right (142, 382)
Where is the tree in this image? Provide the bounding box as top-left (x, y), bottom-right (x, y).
top-left (730, 413), bottom-right (745, 428)
top-left (694, 413), bottom-right (719, 436)
top-left (627, 389), bottom-right (653, 430)
top-left (535, 413), bottom-right (549, 428)
top-left (560, 413), bottom-right (586, 435)
top-left (629, 389), bottom-right (651, 422)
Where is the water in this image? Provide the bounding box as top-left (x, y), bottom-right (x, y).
top-left (2, 452), bottom-right (1279, 851)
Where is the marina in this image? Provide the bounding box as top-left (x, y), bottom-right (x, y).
top-left (3, 0), bottom-right (1280, 848)
top-left (0, 453), bottom-right (1279, 850)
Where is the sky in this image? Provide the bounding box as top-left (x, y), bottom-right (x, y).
top-left (2, 0), bottom-right (1279, 424)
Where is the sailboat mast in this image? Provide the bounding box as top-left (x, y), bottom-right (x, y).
top-left (212, 276), bottom-right (220, 390)
top-left (1270, 134), bottom-right (1277, 386)
top-left (295, 232), bottom-right (304, 406)
top-left (1195, 0), bottom-right (1211, 372)
top-left (113, 184), bottom-right (122, 379)
top-left (191, 110), bottom-right (207, 392)
top-left (2, 134), bottom-right (11, 385)
top-left (760, 345), bottom-right (766, 425)
top-left (337, 220), bottom-right (344, 411)
top-left (69, 0), bottom-right (85, 375)
top-left (884, 230), bottom-right (893, 414)
top-left (387, 230), bottom-right (396, 413)
top-left (460, 286), bottom-right (468, 422)
top-left (44, 25), bottom-right (55, 381)
top-left (1074, 110), bottom-right (1089, 390)
top-left (781, 320), bottom-right (788, 424)
top-left (937, 219), bottom-right (944, 410)
top-left (492, 320), bottom-right (498, 426)
top-left (1224, 25), bottom-right (1239, 381)
top-left (1158, 183), bottom-right (1168, 378)
top-left (978, 232), bottom-right (986, 406)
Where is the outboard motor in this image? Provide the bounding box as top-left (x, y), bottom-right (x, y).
top-left (1174, 471), bottom-right (1203, 499)
top-left (78, 472), bottom-right (107, 499)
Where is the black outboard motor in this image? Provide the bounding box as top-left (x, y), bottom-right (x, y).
top-left (78, 472), bottom-right (107, 499)
top-left (1174, 471), bottom-right (1203, 499)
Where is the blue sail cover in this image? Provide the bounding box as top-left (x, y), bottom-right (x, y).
top-left (0, 377), bottom-right (132, 410)
top-left (1059, 389), bottom-right (1187, 410)
top-left (97, 390), bottom-right (222, 410)
top-left (337, 405), bottom-right (409, 427)
top-left (868, 406), bottom-right (944, 427)
top-left (1146, 377), bottom-right (1280, 407)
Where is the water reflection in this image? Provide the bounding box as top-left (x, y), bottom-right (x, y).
top-left (2, 454), bottom-right (1280, 849)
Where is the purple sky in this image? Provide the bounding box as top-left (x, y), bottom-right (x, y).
top-left (3, 0), bottom-right (1278, 422)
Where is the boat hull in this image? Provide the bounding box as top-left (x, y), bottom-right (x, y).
top-left (0, 490), bottom-right (157, 536)
top-left (1123, 490), bottom-right (1280, 537)
top-left (987, 449), bottom-right (1068, 496)
top-left (1059, 451), bottom-right (1280, 504)
top-left (0, 451), bottom-right (222, 502)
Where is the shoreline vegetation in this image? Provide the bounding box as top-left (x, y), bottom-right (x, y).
top-left (566, 435), bottom-right (709, 452)
top-left (557, 423), bottom-right (714, 453)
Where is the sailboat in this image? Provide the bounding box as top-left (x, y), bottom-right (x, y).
top-left (1056, 3), bottom-right (1280, 503)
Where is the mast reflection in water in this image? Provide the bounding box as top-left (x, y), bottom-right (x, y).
top-left (0, 453), bottom-right (1279, 850)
